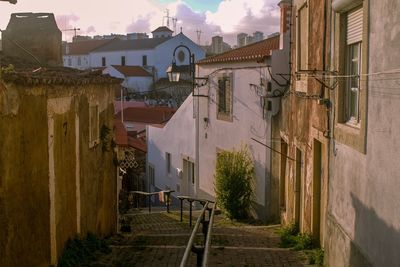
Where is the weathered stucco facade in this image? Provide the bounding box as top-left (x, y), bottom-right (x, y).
top-left (273, 0), bottom-right (331, 245)
top-left (0, 68), bottom-right (118, 266)
top-left (325, 0), bottom-right (400, 266)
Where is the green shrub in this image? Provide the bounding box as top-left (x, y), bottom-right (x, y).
top-left (308, 248), bottom-right (325, 266)
top-left (58, 233), bottom-right (110, 267)
top-left (214, 145), bottom-right (254, 220)
top-left (293, 233), bottom-right (313, 250)
top-left (278, 223), bottom-right (299, 248)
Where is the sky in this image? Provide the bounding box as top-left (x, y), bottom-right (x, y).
top-left (0, 0), bottom-right (281, 46)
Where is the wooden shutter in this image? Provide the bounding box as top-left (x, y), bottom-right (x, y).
top-left (347, 7), bottom-right (363, 44)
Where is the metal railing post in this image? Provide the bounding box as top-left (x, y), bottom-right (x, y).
top-left (189, 200), bottom-right (193, 227)
top-left (166, 192), bottom-right (170, 213)
top-left (180, 198), bottom-right (183, 222)
top-left (148, 195), bottom-right (151, 213)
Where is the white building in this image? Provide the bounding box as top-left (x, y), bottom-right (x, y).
top-left (147, 33), bottom-right (290, 221)
top-left (63, 27), bottom-right (205, 91)
top-left (147, 95), bottom-right (196, 194)
top-left (102, 65), bottom-right (153, 93)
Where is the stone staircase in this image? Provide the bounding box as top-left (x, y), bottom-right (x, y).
top-left (80, 208), bottom-right (308, 267)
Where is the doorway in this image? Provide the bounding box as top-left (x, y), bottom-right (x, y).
top-left (312, 140), bottom-right (322, 244)
top-left (295, 148), bottom-right (303, 229)
top-left (182, 159), bottom-right (195, 196)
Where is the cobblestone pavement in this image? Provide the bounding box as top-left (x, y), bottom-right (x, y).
top-left (81, 208), bottom-right (309, 267)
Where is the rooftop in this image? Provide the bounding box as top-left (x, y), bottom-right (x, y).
top-left (115, 106), bottom-right (176, 124)
top-left (0, 54), bottom-right (121, 85)
top-left (65, 39), bottom-right (116, 55)
top-left (152, 26), bottom-right (173, 33)
top-left (92, 37), bottom-right (171, 53)
top-left (197, 35), bottom-right (280, 65)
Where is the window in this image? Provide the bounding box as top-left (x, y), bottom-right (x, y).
top-left (77, 56), bottom-right (81, 66)
top-left (148, 165), bottom-right (155, 186)
top-left (121, 56), bottom-right (125, 66)
top-left (217, 74), bottom-right (233, 121)
top-left (345, 6), bottom-right (363, 125)
top-left (297, 2), bottom-right (308, 71)
top-left (89, 105), bottom-right (99, 147)
top-left (68, 58), bottom-right (72, 66)
top-left (142, 55), bottom-right (147, 66)
top-left (333, 2), bottom-right (367, 153)
top-left (166, 152), bottom-right (171, 174)
top-left (101, 57), bottom-right (106, 67)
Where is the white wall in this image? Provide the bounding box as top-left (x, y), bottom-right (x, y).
top-left (102, 66), bottom-right (152, 92)
top-left (147, 95), bottom-right (195, 196)
top-left (154, 34), bottom-right (206, 80)
top-left (196, 62), bottom-right (272, 220)
top-left (90, 49), bottom-right (155, 69)
top-left (63, 55), bottom-right (90, 70)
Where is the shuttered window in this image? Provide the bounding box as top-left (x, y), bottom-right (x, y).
top-left (347, 7), bottom-right (363, 44)
top-left (217, 73), bottom-right (233, 121)
top-left (298, 4), bottom-right (308, 70)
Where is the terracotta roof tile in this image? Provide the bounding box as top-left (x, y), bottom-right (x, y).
top-left (92, 38), bottom-right (170, 52)
top-left (114, 119), bottom-right (128, 146)
top-left (66, 39), bottom-right (116, 55)
top-left (116, 106), bottom-right (176, 124)
top-left (197, 35), bottom-right (280, 65)
top-left (111, 65), bottom-right (152, 77)
top-left (128, 136), bottom-right (147, 152)
top-left (152, 26), bottom-right (173, 33)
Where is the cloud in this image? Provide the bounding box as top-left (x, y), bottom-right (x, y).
top-left (86, 25), bottom-right (96, 34)
top-left (126, 15), bottom-right (152, 33)
top-left (0, 0), bottom-right (280, 45)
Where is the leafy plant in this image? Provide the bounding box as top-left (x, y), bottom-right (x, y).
top-left (100, 124), bottom-right (111, 152)
top-left (278, 223), bottom-right (299, 248)
top-left (214, 145), bottom-right (254, 220)
top-left (58, 233), bottom-right (110, 267)
top-left (308, 248), bottom-right (325, 266)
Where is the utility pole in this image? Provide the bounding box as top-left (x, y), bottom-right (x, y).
top-left (164, 9), bottom-right (170, 28)
top-left (172, 18), bottom-right (178, 35)
top-left (62, 27), bottom-right (80, 41)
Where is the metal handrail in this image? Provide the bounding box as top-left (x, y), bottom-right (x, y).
top-left (201, 202), bottom-right (217, 267)
top-left (177, 195), bottom-right (214, 227)
top-left (180, 201), bottom-right (210, 267)
top-left (129, 190), bottom-right (175, 213)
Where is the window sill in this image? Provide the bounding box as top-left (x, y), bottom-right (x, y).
top-left (334, 122), bottom-right (366, 154)
top-left (217, 112), bottom-right (233, 122)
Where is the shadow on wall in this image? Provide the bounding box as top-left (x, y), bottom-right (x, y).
top-left (350, 193), bottom-right (400, 267)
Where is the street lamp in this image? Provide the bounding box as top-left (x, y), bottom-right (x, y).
top-left (166, 44), bottom-right (195, 86)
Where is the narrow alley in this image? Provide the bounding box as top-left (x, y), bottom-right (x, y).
top-left (80, 207), bottom-right (308, 267)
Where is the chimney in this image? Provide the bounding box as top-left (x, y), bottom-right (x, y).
top-left (2, 13), bottom-right (62, 65)
top-left (278, 0), bottom-right (292, 50)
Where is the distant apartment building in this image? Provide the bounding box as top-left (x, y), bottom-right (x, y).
top-left (211, 35), bottom-right (231, 55)
top-left (237, 31), bottom-right (265, 47)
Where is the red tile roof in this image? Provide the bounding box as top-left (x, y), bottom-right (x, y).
top-left (197, 35), bottom-right (280, 65)
top-left (116, 106), bottom-right (176, 124)
top-left (128, 136), bottom-right (147, 152)
top-left (66, 39), bottom-right (116, 55)
top-left (114, 119), bottom-right (128, 146)
top-left (114, 100), bottom-right (147, 114)
top-left (152, 26), bottom-right (173, 33)
top-left (111, 65), bottom-right (152, 77)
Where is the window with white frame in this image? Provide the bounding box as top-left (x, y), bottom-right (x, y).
top-left (217, 74), bottom-right (233, 121)
top-left (77, 56), bottom-right (81, 66)
top-left (345, 6), bottom-right (363, 125)
top-left (166, 152), bottom-right (171, 174)
top-left (89, 105), bottom-right (99, 147)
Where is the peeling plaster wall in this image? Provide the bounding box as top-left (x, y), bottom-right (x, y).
top-left (274, 0), bottom-right (330, 243)
top-left (0, 81), bottom-right (117, 266)
top-left (325, 1), bottom-right (400, 266)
